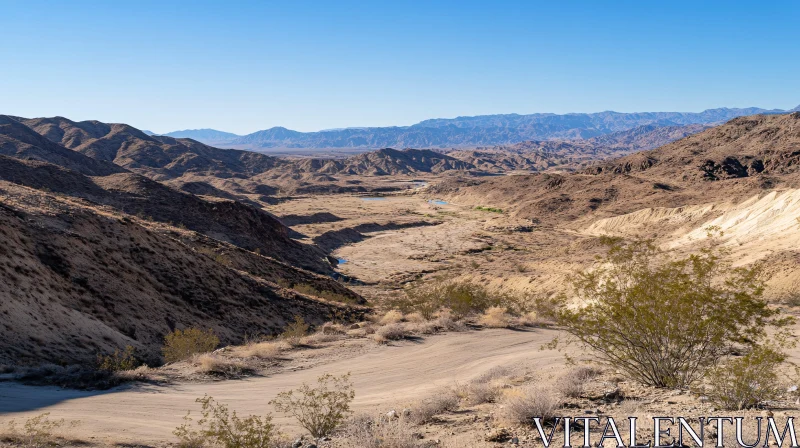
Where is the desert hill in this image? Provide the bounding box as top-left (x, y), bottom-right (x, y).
top-left (0, 174), bottom-right (362, 365)
top-left (431, 113), bottom-right (800, 227)
top-left (588, 113), bottom-right (800, 181)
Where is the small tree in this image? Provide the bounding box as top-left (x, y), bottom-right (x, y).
top-left (554, 239), bottom-right (793, 388)
top-left (163, 328), bottom-right (220, 363)
top-left (270, 373), bottom-right (354, 438)
top-left (174, 396), bottom-right (278, 448)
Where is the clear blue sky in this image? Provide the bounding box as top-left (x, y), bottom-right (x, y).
top-left (1, 0), bottom-right (798, 134)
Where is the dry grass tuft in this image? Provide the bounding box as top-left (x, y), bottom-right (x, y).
top-left (380, 310), bottom-right (405, 325)
top-left (478, 306), bottom-right (511, 328)
top-left (194, 354), bottom-right (251, 377)
top-left (373, 323), bottom-right (410, 344)
top-left (497, 387), bottom-right (561, 427)
top-left (407, 388), bottom-right (460, 425)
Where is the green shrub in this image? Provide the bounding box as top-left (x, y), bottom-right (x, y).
top-left (163, 328), bottom-right (220, 363)
top-left (703, 346), bottom-right (786, 410)
top-left (97, 345), bottom-right (139, 372)
top-left (554, 240), bottom-right (793, 388)
top-left (270, 373), bottom-right (354, 438)
top-left (474, 206), bottom-right (503, 213)
top-left (174, 396), bottom-right (278, 448)
top-left (280, 316), bottom-right (309, 347)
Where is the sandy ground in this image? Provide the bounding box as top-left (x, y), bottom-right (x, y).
top-left (0, 328), bottom-right (563, 444)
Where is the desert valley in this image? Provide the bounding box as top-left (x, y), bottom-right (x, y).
top-left (0, 105), bottom-right (800, 447)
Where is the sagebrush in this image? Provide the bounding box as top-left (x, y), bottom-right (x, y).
top-left (270, 373), bottom-right (354, 438)
top-left (163, 328), bottom-right (220, 363)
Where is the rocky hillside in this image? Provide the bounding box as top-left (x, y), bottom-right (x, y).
top-left (0, 119), bottom-right (367, 365)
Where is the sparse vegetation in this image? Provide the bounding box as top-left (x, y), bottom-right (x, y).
top-left (553, 239), bottom-right (794, 388)
top-left (163, 328), bottom-right (220, 363)
top-left (270, 373), bottom-right (355, 438)
top-left (174, 396), bottom-right (279, 448)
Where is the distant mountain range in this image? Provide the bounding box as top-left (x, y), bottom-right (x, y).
top-left (162, 106), bottom-right (799, 150)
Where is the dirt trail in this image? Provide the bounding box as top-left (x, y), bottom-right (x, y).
top-left (0, 328), bottom-right (563, 444)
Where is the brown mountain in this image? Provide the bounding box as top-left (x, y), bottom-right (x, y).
top-left (21, 116), bottom-right (285, 180)
top-left (0, 119), bottom-right (366, 365)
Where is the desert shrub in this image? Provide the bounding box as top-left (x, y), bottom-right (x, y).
top-left (703, 346), bottom-right (786, 410)
top-left (339, 414), bottom-right (420, 448)
top-left (280, 316), bottom-right (309, 347)
top-left (399, 279), bottom-right (500, 319)
top-left (554, 240), bottom-right (794, 388)
top-left (780, 280), bottom-right (800, 307)
top-left (174, 395), bottom-right (278, 448)
top-left (373, 324), bottom-right (409, 344)
top-left (432, 309), bottom-right (466, 332)
top-left (379, 310), bottom-right (404, 325)
top-left (498, 387), bottom-right (560, 427)
top-left (14, 364), bottom-right (124, 390)
top-left (97, 345), bottom-right (139, 372)
top-left (4, 413), bottom-right (76, 448)
top-left (163, 328), bottom-right (220, 363)
top-left (478, 306), bottom-right (511, 328)
top-left (195, 354), bottom-right (251, 377)
top-left (474, 365), bottom-right (512, 384)
top-left (407, 388), bottom-right (460, 425)
top-left (270, 373), bottom-right (354, 438)
top-left (462, 381), bottom-right (500, 405)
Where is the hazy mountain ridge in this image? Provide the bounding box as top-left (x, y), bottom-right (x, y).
top-left (163, 106), bottom-right (797, 149)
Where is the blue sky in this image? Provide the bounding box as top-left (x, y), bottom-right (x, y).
top-left (1, 1), bottom-right (798, 134)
